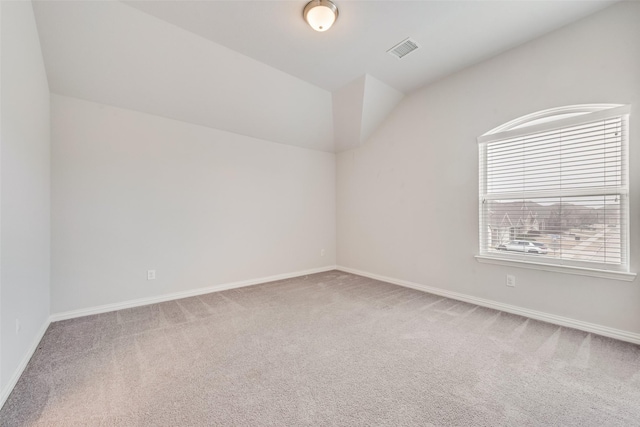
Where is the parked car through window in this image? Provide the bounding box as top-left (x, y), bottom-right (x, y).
top-left (497, 240), bottom-right (548, 254)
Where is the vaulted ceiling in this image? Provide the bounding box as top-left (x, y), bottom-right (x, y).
top-left (33, 0), bottom-right (616, 152)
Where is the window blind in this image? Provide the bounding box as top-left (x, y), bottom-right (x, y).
top-left (479, 106), bottom-right (629, 271)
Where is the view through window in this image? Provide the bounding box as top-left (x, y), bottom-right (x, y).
top-left (479, 105), bottom-right (629, 271)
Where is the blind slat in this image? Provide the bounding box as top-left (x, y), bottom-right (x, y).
top-left (479, 107), bottom-right (629, 270)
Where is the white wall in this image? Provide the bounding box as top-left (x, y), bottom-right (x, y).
top-left (1, 1), bottom-right (51, 392)
top-left (337, 2), bottom-right (640, 334)
top-left (51, 95), bottom-right (336, 314)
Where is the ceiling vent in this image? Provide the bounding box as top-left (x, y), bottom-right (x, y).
top-left (387, 38), bottom-right (419, 59)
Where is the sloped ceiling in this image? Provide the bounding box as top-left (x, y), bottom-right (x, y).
top-left (333, 75), bottom-right (404, 152)
top-left (32, 0), bottom-right (616, 152)
top-left (33, 1), bottom-right (334, 151)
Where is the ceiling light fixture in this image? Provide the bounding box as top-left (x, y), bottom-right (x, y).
top-left (303, 0), bottom-right (339, 32)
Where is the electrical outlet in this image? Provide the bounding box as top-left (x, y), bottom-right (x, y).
top-left (147, 270), bottom-right (156, 280)
top-left (506, 275), bottom-right (516, 287)
top-left (16, 319), bottom-right (21, 335)
top-left (320, 249), bottom-right (325, 257)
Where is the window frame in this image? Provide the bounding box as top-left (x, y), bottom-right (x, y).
top-left (476, 104), bottom-right (635, 281)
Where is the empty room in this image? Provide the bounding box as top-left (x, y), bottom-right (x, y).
top-left (1, 0), bottom-right (639, 425)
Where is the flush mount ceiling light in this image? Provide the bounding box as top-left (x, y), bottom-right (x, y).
top-left (303, 0), bottom-right (339, 32)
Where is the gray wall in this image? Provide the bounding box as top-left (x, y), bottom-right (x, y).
top-left (337, 2), bottom-right (640, 334)
top-left (1, 1), bottom-right (51, 392)
top-left (51, 95), bottom-right (336, 313)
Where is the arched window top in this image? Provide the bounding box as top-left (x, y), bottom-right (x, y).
top-left (477, 102), bottom-right (631, 275)
top-left (483, 104), bottom-right (625, 136)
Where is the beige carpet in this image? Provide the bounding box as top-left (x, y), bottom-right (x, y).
top-left (1, 270), bottom-right (639, 426)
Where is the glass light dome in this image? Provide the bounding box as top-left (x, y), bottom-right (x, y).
top-left (303, 0), bottom-right (339, 32)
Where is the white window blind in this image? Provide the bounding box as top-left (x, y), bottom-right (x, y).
top-left (478, 105), bottom-right (630, 271)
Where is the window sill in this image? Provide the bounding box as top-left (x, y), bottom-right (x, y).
top-left (475, 255), bottom-right (637, 282)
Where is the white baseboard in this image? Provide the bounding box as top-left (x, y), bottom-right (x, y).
top-left (1, 265), bottom-right (337, 410)
top-left (50, 265), bottom-right (338, 322)
top-left (336, 265), bottom-right (640, 345)
top-left (6, 263), bottom-right (635, 412)
top-left (0, 317), bottom-right (51, 410)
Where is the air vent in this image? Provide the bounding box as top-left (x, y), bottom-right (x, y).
top-left (387, 37), bottom-right (419, 59)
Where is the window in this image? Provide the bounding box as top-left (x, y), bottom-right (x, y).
top-left (478, 105), bottom-right (631, 275)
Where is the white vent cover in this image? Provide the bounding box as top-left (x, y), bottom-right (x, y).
top-left (387, 38), bottom-right (419, 59)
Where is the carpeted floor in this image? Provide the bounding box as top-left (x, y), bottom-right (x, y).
top-left (1, 270), bottom-right (639, 426)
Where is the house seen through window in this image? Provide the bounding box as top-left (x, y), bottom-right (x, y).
top-left (478, 105), bottom-right (630, 272)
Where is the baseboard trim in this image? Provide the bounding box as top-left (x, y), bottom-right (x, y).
top-left (336, 265), bottom-right (640, 345)
top-left (0, 317), bottom-right (51, 410)
top-left (50, 265), bottom-right (338, 322)
top-left (2, 265), bottom-right (337, 410)
top-left (7, 264), bottom-right (636, 411)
